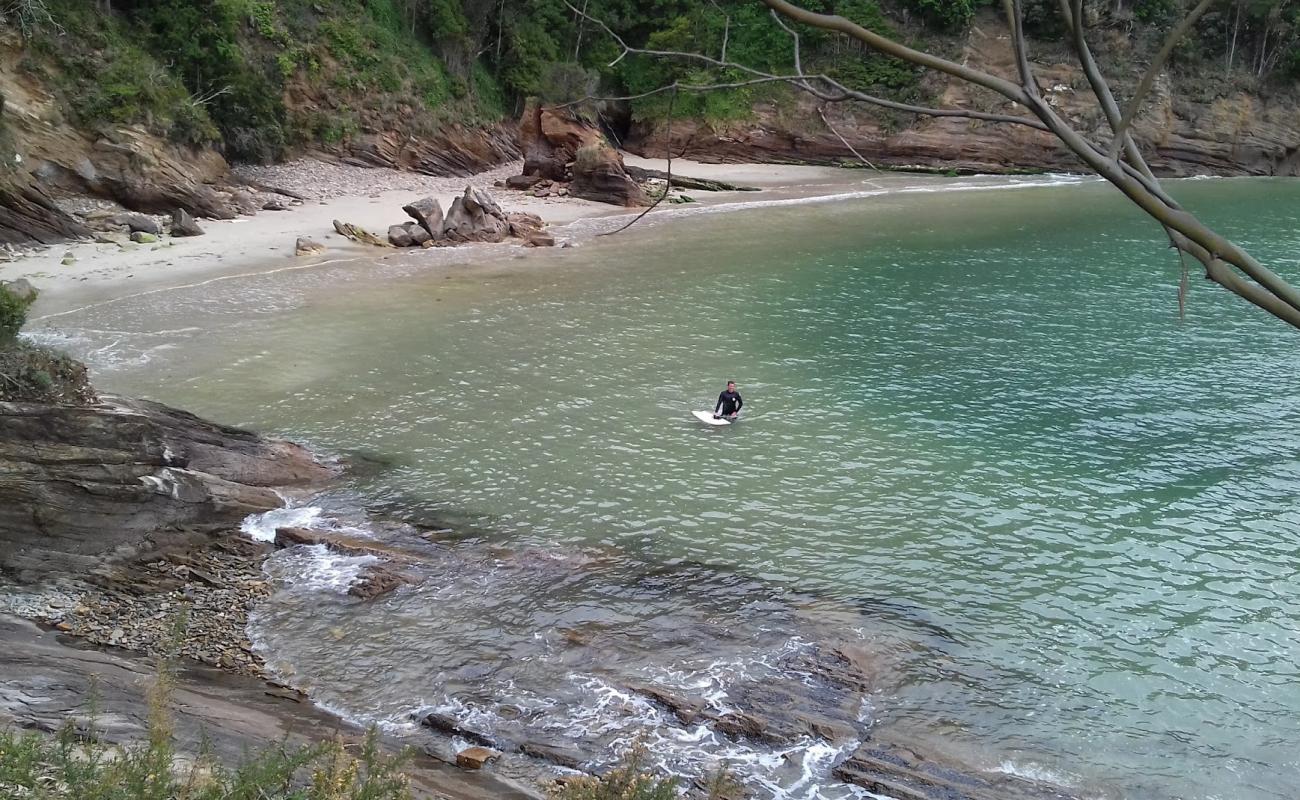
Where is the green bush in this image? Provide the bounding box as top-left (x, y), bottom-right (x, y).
top-left (1133, 0), bottom-right (1177, 23)
top-left (0, 647), bottom-right (411, 800)
top-left (0, 282), bottom-right (35, 343)
top-left (0, 341), bottom-right (98, 404)
top-left (902, 0), bottom-right (974, 31)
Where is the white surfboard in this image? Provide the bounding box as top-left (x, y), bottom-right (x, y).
top-left (692, 410), bottom-right (731, 426)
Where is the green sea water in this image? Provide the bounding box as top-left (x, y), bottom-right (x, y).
top-left (50, 175), bottom-right (1300, 799)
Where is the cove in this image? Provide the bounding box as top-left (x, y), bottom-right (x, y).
top-left (43, 176), bottom-right (1300, 800)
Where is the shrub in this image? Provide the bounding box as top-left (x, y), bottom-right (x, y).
top-left (0, 341), bottom-right (98, 404)
top-left (0, 281), bottom-right (35, 342)
top-left (550, 746), bottom-right (678, 800)
top-left (902, 0), bottom-right (974, 31)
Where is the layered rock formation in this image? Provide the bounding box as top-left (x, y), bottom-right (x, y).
top-left (0, 394), bottom-right (333, 583)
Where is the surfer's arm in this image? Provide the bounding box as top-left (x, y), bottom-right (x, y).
top-left (714, 393), bottom-right (725, 415)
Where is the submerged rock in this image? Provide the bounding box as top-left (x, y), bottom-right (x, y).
top-left (348, 563), bottom-right (419, 599)
top-left (420, 712), bottom-right (498, 749)
top-left (519, 740), bottom-right (586, 770)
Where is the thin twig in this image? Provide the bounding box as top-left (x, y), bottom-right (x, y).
top-left (818, 106), bottom-right (879, 170)
top-left (1109, 0), bottom-right (1218, 157)
top-left (599, 85), bottom-right (678, 237)
top-left (1176, 240), bottom-right (1190, 321)
top-left (770, 8), bottom-right (803, 76)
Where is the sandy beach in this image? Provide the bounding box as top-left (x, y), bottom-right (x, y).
top-left (1, 156), bottom-right (895, 318)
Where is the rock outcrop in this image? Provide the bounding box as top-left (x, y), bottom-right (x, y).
top-left (379, 187), bottom-right (555, 247)
top-left (0, 177), bottom-right (90, 245)
top-left (0, 395), bottom-right (333, 583)
top-left (0, 615), bottom-right (541, 800)
top-left (515, 100), bottom-right (647, 206)
top-left (328, 124), bottom-right (520, 177)
top-left (569, 142), bottom-right (649, 206)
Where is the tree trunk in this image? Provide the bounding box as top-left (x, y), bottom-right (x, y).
top-left (1227, 1), bottom-right (1242, 72)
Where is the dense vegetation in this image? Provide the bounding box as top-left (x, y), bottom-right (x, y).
top-left (0, 0), bottom-right (1296, 163)
top-left (0, 282), bottom-right (96, 403)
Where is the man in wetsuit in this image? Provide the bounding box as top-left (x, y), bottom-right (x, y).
top-left (714, 381), bottom-right (743, 421)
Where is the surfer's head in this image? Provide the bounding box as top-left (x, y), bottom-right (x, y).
top-left (727, 381), bottom-right (736, 391)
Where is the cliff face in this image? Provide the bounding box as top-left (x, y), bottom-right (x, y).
top-left (626, 23), bottom-right (1300, 178)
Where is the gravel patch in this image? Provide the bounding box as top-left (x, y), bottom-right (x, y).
top-left (233, 158), bottom-right (524, 201)
top-left (27, 536), bottom-right (274, 677)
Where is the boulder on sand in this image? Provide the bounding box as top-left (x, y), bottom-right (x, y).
top-left (402, 197), bottom-right (444, 238)
top-left (388, 224), bottom-right (415, 248)
top-left (170, 208), bottom-right (205, 237)
top-left (570, 142), bottom-right (649, 207)
top-left (505, 174), bottom-right (543, 190)
top-left (441, 187), bottom-right (509, 243)
top-left (505, 212), bottom-right (555, 247)
top-left (333, 220), bottom-right (390, 247)
top-left (294, 237), bottom-right (326, 257)
top-left (108, 213), bottom-right (161, 235)
top-left (388, 222), bottom-right (432, 248)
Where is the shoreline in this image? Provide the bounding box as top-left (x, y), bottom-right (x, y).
top-left (4, 155), bottom-right (1098, 320)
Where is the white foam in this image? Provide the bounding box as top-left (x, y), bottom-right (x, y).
top-left (278, 544), bottom-right (377, 593)
top-left (995, 759), bottom-right (1077, 786)
top-left (240, 504), bottom-right (323, 542)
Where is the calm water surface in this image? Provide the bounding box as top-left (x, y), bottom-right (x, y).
top-left (44, 177), bottom-right (1300, 799)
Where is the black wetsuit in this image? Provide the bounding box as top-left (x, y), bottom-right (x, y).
top-left (715, 390), bottom-right (743, 418)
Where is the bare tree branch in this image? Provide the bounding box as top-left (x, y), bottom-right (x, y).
top-left (1110, 0), bottom-right (1219, 157)
top-left (600, 86), bottom-right (679, 237)
top-left (818, 106), bottom-right (878, 170)
top-left (762, 0), bottom-right (1032, 103)
top-left (770, 8), bottom-right (803, 76)
top-left (563, 0), bottom-right (1049, 131)
top-left (1004, 0), bottom-right (1041, 97)
top-left (1055, 0), bottom-right (1154, 180)
top-left (568, 0), bottom-right (1300, 329)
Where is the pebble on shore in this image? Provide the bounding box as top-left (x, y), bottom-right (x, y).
top-left (17, 536), bottom-right (275, 677)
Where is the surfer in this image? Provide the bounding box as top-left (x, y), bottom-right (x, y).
top-left (714, 381), bottom-right (743, 421)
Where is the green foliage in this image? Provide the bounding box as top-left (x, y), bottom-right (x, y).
top-left (902, 0), bottom-right (974, 30)
top-left (537, 62), bottom-right (599, 106)
top-left (549, 746), bottom-right (678, 800)
top-left (0, 341), bottom-right (98, 404)
top-left (0, 723), bottom-right (413, 799)
top-left (0, 690), bottom-right (412, 800)
top-left (1133, 0), bottom-right (1177, 24)
top-left (0, 282), bottom-right (35, 343)
top-left (25, 0), bottom-right (221, 146)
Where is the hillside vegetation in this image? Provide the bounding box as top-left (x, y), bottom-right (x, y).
top-left (0, 0), bottom-right (1296, 164)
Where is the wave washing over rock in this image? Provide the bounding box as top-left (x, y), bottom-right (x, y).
top-left (241, 503), bottom-right (1092, 800)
